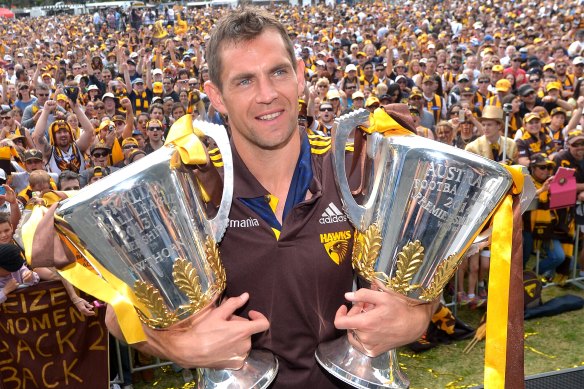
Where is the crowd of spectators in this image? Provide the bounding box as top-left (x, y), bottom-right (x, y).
top-left (1, 1), bottom-right (584, 387)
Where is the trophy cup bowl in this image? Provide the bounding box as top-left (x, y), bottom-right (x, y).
top-left (54, 120), bottom-right (278, 388)
top-left (315, 109), bottom-right (513, 388)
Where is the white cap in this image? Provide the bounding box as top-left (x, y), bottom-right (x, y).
top-left (3, 55), bottom-right (12, 61)
top-left (352, 91), bottom-right (365, 99)
top-left (345, 64), bottom-right (357, 72)
top-left (152, 68), bottom-right (163, 75)
top-left (316, 60), bottom-right (326, 67)
top-left (573, 57), bottom-right (584, 66)
top-left (88, 84), bottom-right (99, 91)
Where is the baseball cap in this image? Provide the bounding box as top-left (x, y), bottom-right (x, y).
top-left (152, 82), bottom-right (163, 94)
top-left (492, 64), bottom-right (504, 73)
top-left (23, 149), bottom-right (43, 162)
top-left (326, 90), bottom-right (341, 100)
top-left (345, 64), bottom-right (357, 73)
top-left (90, 141), bottom-right (111, 154)
top-left (87, 84), bottom-right (99, 91)
top-left (550, 107), bottom-right (567, 117)
top-left (573, 57), bottom-right (584, 66)
top-left (102, 92), bottom-right (116, 101)
top-left (523, 112), bottom-right (541, 123)
top-left (567, 130), bottom-right (584, 145)
top-left (352, 91), bottom-right (365, 100)
top-left (545, 82), bottom-right (562, 92)
top-left (365, 96), bottom-right (380, 107)
top-left (122, 137), bottom-right (139, 147)
top-left (410, 87), bottom-right (423, 97)
top-left (529, 153), bottom-right (554, 168)
top-left (517, 84), bottom-right (536, 97)
top-left (457, 74), bottom-right (470, 82)
top-left (495, 79), bottom-right (512, 92)
top-left (152, 68), bottom-right (163, 76)
top-left (543, 63), bottom-right (555, 72)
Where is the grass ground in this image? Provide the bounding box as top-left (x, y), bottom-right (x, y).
top-left (133, 283), bottom-right (584, 389)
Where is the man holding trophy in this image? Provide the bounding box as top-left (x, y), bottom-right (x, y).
top-left (103, 7), bottom-right (439, 388)
top-left (35, 7), bottom-right (517, 389)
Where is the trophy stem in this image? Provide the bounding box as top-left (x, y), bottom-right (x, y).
top-left (198, 349), bottom-right (279, 389)
top-left (315, 336), bottom-right (409, 389)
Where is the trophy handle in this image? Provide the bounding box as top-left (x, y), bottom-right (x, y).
top-left (333, 109), bottom-right (383, 229)
top-left (194, 120), bottom-right (234, 243)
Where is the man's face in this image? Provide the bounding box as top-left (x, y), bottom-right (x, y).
top-left (555, 62), bottom-right (568, 76)
top-left (91, 149), bottom-right (109, 167)
top-left (319, 104), bottom-right (335, 124)
top-left (363, 64), bottom-right (374, 78)
top-left (25, 158), bottom-right (44, 172)
top-left (55, 128), bottom-right (71, 147)
top-left (522, 90), bottom-right (536, 104)
top-left (525, 118), bottom-right (541, 135)
top-left (60, 178), bottom-right (80, 191)
top-left (0, 222), bottom-right (13, 244)
top-left (422, 80), bottom-right (434, 95)
top-left (482, 119), bottom-right (501, 139)
top-left (205, 29), bottom-right (304, 152)
top-left (569, 139), bottom-right (584, 160)
top-left (133, 81), bottom-right (144, 92)
top-left (163, 79), bottom-right (173, 92)
top-left (147, 123), bottom-right (164, 142)
top-left (104, 98), bottom-right (116, 110)
top-left (150, 108), bottom-right (164, 121)
top-left (36, 89), bottom-right (50, 105)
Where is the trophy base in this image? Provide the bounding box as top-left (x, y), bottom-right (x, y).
top-left (199, 349), bottom-right (279, 388)
top-left (315, 336), bottom-right (409, 389)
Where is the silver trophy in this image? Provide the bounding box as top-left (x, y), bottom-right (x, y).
top-left (315, 109), bottom-right (513, 388)
top-left (54, 119), bottom-right (278, 388)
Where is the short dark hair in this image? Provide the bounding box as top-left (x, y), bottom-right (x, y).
top-left (205, 7), bottom-right (296, 92)
top-left (58, 170), bottom-right (80, 189)
top-left (0, 213), bottom-right (10, 226)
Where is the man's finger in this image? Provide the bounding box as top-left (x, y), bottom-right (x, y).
top-left (213, 292), bottom-right (250, 320)
top-left (344, 288), bottom-right (386, 306)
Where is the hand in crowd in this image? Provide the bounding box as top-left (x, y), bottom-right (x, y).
top-left (43, 99), bottom-right (57, 112)
top-left (73, 298), bottom-right (96, 317)
top-left (0, 185), bottom-right (17, 205)
top-left (119, 97), bottom-right (132, 110)
top-left (2, 278), bottom-right (18, 296)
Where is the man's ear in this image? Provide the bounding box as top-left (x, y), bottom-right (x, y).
top-left (204, 80), bottom-right (227, 115)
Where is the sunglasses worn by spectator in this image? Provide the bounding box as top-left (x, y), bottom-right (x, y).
top-left (0, 116), bottom-right (9, 120)
top-left (478, 80), bottom-right (490, 84)
top-left (530, 78), bottom-right (540, 82)
top-left (535, 165), bottom-right (553, 171)
top-left (123, 145), bottom-right (138, 150)
top-left (320, 107), bottom-right (333, 112)
top-left (92, 152), bottom-right (108, 158)
top-left (571, 142), bottom-right (584, 147)
top-left (37, 93), bottom-right (49, 97)
top-left (148, 127), bottom-right (163, 132)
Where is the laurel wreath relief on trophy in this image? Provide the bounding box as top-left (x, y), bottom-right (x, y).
top-left (351, 224), bottom-right (459, 302)
top-left (134, 236), bottom-right (226, 328)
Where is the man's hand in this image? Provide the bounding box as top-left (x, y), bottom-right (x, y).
top-left (120, 97), bottom-right (132, 111)
top-left (334, 282), bottom-right (436, 357)
top-left (106, 292), bottom-right (270, 369)
top-left (2, 278), bottom-right (18, 296)
top-left (44, 100), bottom-right (57, 112)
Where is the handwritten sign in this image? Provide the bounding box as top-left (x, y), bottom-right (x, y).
top-left (0, 281), bottom-right (108, 389)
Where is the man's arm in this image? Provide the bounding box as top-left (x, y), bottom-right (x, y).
top-left (73, 100), bottom-right (95, 154)
top-left (32, 100), bottom-right (55, 159)
top-left (120, 97), bottom-right (135, 139)
top-left (1, 185), bottom-right (21, 230)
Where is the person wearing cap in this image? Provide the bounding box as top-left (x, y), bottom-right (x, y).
top-left (0, 108), bottom-right (24, 141)
top-left (548, 107), bottom-right (568, 149)
top-left (541, 82), bottom-right (573, 113)
top-left (516, 112), bottom-right (555, 166)
top-left (325, 89), bottom-right (345, 116)
top-left (0, 243), bottom-right (40, 304)
top-left (409, 87), bottom-right (435, 131)
top-left (14, 82), bottom-right (36, 113)
top-left (522, 153), bottom-right (567, 283)
top-left (87, 165), bottom-right (109, 185)
top-left (486, 79), bottom-right (513, 108)
top-left (421, 75), bottom-right (446, 125)
top-left (348, 91), bottom-right (365, 112)
top-left (122, 62), bottom-right (153, 116)
top-left (447, 73), bottom-right (472, 107)
top-left (474, 74), bottom-right (494, 114)
top-left (79, 141), bottom-right (119, 187)
top-left (32, 97), bottom-right (93, 175)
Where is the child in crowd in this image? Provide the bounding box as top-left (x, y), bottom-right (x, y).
top-left (0, 243), bottom-right (39, 304)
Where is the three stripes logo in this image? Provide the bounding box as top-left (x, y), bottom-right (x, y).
top-left (319, 202), bottom-right (347, 224)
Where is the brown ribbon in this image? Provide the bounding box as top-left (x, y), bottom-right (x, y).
top-left (505, 196), bottom-right (525, 388)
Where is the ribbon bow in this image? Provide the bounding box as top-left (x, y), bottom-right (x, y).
top-left (363, 107), bottom-right (413, 136)
top-left (164, 114), bottom-right (208, 165)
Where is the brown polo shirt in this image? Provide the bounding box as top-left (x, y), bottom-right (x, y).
top-left (219, 134), bottom-right (355, 388)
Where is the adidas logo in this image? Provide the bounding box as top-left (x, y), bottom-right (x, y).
top-left (319, 202), bottom-right (347, 224)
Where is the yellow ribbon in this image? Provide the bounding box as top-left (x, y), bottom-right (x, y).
top-left (21, 202), bottom-right (148, 343)
top-left (364, 107), bottom-right (414, 136)
top-left (484, 165), bottom-right (524, 389)
top-left (164, 114), bottom-right (208, 165)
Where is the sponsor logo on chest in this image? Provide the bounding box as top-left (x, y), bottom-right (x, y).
top-left (229, 217), bottom-right (260, 228)
top-left (319, 202), bottom-right (347, 224)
